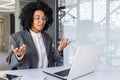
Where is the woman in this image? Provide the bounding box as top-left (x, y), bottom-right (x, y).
top-left (6, 1), bottom-right (70, 70)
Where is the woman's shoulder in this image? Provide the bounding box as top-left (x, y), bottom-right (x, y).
top-left (11, 30), bottom-right (28, 37)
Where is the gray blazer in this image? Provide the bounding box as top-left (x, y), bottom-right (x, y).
top-left (6, 30), bottom-right (61, 69)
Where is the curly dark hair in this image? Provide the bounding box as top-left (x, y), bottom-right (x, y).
top-left (19, 1), bottom-right (53, 31)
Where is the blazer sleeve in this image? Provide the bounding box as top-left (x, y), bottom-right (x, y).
top-left (6, 35), bottom-right (20, 69)
top-left (6, 34), bottom-right (30, 69)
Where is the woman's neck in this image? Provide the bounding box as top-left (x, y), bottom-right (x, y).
top-left (31, 29), bottom-right (41, 33)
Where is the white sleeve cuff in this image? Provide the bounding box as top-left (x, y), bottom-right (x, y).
top-left (15, 54), bottom-right (24, 60)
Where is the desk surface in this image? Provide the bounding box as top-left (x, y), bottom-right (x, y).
top-left (0, 64), bottom-right (120, 80)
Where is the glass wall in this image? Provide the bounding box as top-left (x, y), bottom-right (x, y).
top-left (58, 0), bottom-right (120, 68)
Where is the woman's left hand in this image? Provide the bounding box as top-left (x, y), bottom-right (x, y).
top-left (58, 38), bottom-right (71, 52)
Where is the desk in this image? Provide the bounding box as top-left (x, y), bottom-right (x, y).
top-left (0, 64), bottom-right (120, 80)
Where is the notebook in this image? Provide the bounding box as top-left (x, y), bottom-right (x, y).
top-left (43, 43), bottom-right (104, 80)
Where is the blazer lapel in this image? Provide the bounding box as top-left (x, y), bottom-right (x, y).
top-left (41, 32), bottom-right (50, 55)
top-left (23, 31), bottom-right (37, 53)
top-left (23, 30), bottom-right (39, 67)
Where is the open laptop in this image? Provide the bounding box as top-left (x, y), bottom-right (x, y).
top-left (43, 43), bottom-right (104, 80)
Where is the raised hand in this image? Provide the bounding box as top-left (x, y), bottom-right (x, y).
top-left (58, 38), bottom-right (71, 52)
top-left (11, 44), bottom-right (26, 57)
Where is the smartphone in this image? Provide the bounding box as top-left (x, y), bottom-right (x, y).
top-left (6, 74), bottom-right (19, 80)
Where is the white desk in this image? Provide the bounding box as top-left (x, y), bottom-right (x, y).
top-left (0, 64), bottom-right (120, 80)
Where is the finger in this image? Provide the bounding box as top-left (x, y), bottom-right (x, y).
top-left (65, 39), bottom-right (70, 45)
top-left (22, 44), bottom-right (26, 47)
top-left (11, 45), bottom-right (18, 53)
top-left (13, 48), bottom-right (18, 54)
top-left (63, 39), bottom-right (70, 47)
top-left (22, 45), bottom-right (26, 54)
top-left (11, 45), bottom-right (15, 50)
top-left (67, 40), bottom-right (71, 45)
top-left (18, 46), bottom-right (24, 55)
top-left (61, 40), bottom-right (66, 47)
top-left (22, 44), bottom-right (26, 49)
top-left (60, 37), bottom-right (64, 43)
top-left (21, 44), bottom-right (26, 54)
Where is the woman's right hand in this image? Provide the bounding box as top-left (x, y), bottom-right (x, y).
top-left (11, 44), bottom-right (26, 57)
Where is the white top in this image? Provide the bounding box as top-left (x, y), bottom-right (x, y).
top-left (30, 30), bottom-right (48, 68)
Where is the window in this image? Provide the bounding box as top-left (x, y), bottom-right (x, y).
top-left (58, 0), bottom-right (120, 68)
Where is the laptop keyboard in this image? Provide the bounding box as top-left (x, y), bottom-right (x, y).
top-left (54, 69), bottom-right (70, 77)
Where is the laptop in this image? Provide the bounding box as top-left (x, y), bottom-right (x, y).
top-left (43, 43), bottom-right (104, 80)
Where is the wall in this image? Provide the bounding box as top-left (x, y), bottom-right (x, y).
top-left (0, 13), bottom-right (10, 52)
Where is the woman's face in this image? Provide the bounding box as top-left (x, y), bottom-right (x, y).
top-left (32, 10), bottom-right (47, 33)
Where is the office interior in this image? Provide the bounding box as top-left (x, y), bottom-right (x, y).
top-left (0, 0), bottom-right (120, 71)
